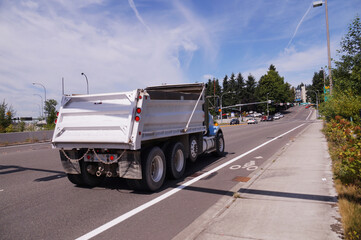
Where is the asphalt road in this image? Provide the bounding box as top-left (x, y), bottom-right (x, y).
top-left (0, 106), bottom-right (314, 240)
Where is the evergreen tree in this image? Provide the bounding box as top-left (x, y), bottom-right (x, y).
top-left (236, 72), bottom-right (245, 104)
top-left (256, 65), bottom-right (290, 112)
top-left (226, 73), bottom-right (237, 107)
top-left (245, 74), bottom-right (257, 102)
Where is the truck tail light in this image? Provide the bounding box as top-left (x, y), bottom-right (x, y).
top-left (135, 116), bottom-right (140, 122)
top-left (136, 108), bottom-right (141, 114)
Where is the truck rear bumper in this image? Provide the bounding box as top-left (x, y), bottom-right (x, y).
top-left (59, 149), bottom-right (142, 179)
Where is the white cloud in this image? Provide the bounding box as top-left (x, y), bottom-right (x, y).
top-left (203, 74), bottom-right (214, 80)
top-left (0, 0), bottom-right (217, 117)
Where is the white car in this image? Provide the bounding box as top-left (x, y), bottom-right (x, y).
top-left (247, 118), bottom-right (258, 124)
top-left (275, 112), bottom-right (284, 117)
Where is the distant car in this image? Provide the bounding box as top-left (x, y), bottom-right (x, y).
top-left (275, 112), bottom-right (284, 118)
top-left (260, 116), bottom-right (267, 121)
top-left (273, 115), bottom-right (280, 120)
top-left (267, 116), bottom-right (274, 121)
top-left (230, 118), bottom-right (240, 125)
top-left (247, 118), bottom-right (258, 124)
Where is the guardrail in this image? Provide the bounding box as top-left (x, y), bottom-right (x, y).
top-left (0, 130), bottom-right (54, 145)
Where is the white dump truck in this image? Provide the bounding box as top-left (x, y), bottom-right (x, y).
top-left (52, 83), bottom-right (225, 191)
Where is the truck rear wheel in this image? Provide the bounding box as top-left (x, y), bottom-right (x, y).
top-left (166, 142), bottom-right (186, 179)
top-left (128, 147), bottom-right (166, 192)
top-left (189, 135), bottom-right (198, 162)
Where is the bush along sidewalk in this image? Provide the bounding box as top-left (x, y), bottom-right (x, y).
top-left (323, 116), bottom-right (361, 240)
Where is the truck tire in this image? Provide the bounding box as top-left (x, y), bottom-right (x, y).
top-left (129, 147), bottom-right (166, 192)
top-left (81, 161), bottom-right (104, 187)
top-left (188, 135), bottom-right (198, 162)
top-left (214, 131), bottom-right (225, 157)
top-left (166, 142), bottom-right (186, 179)
top-left (67, 174), bottom-right (85, 186)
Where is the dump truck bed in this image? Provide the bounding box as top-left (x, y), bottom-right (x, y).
top-left (52, 84), bottom-right (206, 150)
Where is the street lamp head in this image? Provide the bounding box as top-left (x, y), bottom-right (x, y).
top-left (81, 73), bottom-right (84, 75)
top-left (313, 1), bottom-right (323, 8)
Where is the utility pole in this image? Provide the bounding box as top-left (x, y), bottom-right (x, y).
top-left (313, 0), bottom-right (333, 94)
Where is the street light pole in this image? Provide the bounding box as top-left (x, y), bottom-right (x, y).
top-left (32, 82), bottom-right (47, 119)
top-left (313, 0), bottom-right (333, 95)
top-left (325, 0), bottom-right (333, 94)
top-left (32, 82), bottom-right (46, 103)
top-left (81, 73), bottom-right (89, 94)
top-left (33, 94), bottom-right (44, 118)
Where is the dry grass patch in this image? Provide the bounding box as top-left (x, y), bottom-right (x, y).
top-left (335, 180), bottom-right (361, 240)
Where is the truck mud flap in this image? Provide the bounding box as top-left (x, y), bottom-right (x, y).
top-left (59, 150), bottom-right (81, 174)
top-left (118, 151), bottom-right (142, 179)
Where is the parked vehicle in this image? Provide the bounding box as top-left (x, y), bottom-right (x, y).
top-left (260, 116), bottom-right (267, 121)
top-left (275, 112), bottom-right (284, 118)
top-left (230, 118), bottom-right (240, 125)
top-left (247, 118), bottom-right (258, 124)
top-left (52, 83), bottom-right (225, 191)
top-left (273, 115), bottom-right (280, 120)
top-left (267, 116), bottom-right (274, 121)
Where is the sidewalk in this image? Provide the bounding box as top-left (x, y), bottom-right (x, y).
top-left (175, 119), bottom-right (343, 239)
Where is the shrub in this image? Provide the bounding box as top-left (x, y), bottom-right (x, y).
top-left (324, 116), bottom-right (361, 187)
top-left (320, 90), bottom-right (361, 124)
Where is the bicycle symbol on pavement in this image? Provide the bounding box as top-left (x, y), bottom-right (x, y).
top-left (229, 160), bottom-right (258, 171)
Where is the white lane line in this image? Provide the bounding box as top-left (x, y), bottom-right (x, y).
top-left (76, 123), bottom-right (306, 240)
top-left (305, 109), bottom-right (313, 120)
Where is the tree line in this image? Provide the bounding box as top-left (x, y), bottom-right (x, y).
top-left (0, 99), bottom-right (58, 133)
top-left (205, 65), bottom-right (295, 116)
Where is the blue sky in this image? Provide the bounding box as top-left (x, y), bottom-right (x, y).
top-left (0, 0), bottom-right (360, 117)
